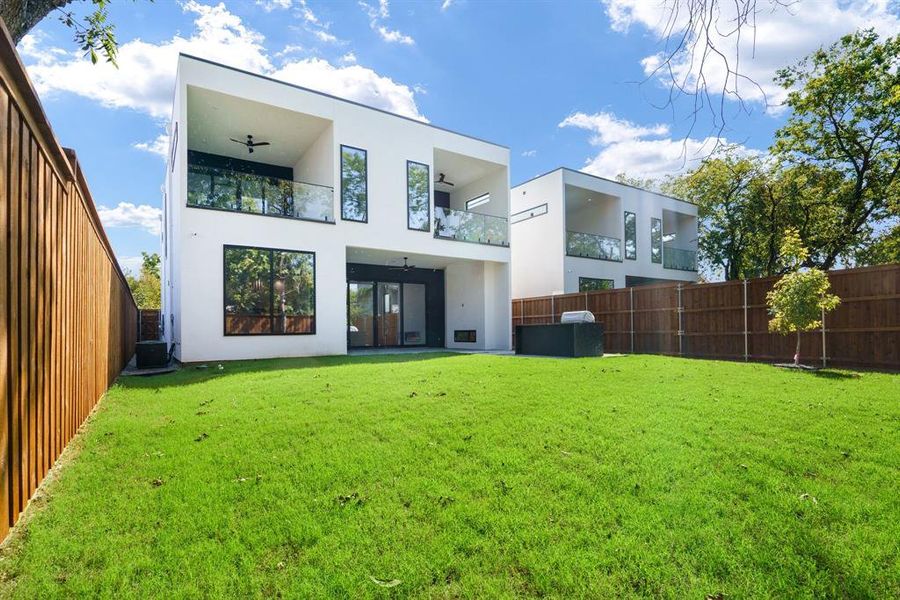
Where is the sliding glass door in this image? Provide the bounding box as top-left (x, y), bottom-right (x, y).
top-left (348, 280), bottom-right (429, 348)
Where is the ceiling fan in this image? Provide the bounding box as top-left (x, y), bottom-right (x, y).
top-left (229, 134), bottom-right (270, 154)
top-left (388, 257), bottom-right (416, 271)
top-left (435, 172), bottom-right (454, 187)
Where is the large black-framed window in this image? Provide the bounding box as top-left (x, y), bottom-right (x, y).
top-left (579, 277), bottom-right (615, 292)
top-left (341, 145), bottom-right (368, 222)
top-left (650, 217), bottom-right (662, 264)
top-left (407, 160), bottom-right (430, 231)
top-left (224, 245), bottom-right (315, 336)
top-left (624, 211), bottom-right (637, 260)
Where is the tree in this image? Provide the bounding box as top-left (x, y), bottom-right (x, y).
top-left (3, 0), bottom-right (123, 65)
top-left (126, 251), bottom-right (160, 309)
top-left (766, 229), bottom-right (840, 367)
top-left (773, 30), bottom-right (900, 270)
top-left (667, 147), bottom-right (761, 279)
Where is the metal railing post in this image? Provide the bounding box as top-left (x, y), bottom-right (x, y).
top-left (743, 279), bottom-right (749, 362)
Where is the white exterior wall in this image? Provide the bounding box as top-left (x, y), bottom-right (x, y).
top-left (163, 55), bottom-right (511, 362)
top-left (511, 168), bottom-right (698, 298)
top-left (509, 169), bottom-right (566, 298)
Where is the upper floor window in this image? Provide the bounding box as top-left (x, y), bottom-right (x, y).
top-left (650, 217), bottom-right (662, 264)
top-left (407, 161), bottom-right (430, 231)
top-left (223, 245), bottom-right (315, 336)
top-left (624, 211), bottom-right (636, 260)
top-left (341, 145), bottom-right (367, 222)
top-left (466, 193), bottom-right (490, 210)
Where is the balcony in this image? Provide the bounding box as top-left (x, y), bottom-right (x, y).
top-left (187, 163), bottom-right (334, 224)
top-left (566, 230), bottom-right (623, 262)
top-left (433, 207), bottom-right (509, 247)
top-left (663, 246), bottom-right (698, 271)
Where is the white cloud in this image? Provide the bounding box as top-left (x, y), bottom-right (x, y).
top-left (97, 202), bottom-right (162, 236)
top-left (441, 0), bottom-right (455, 11)
top-left (24, 1), bottom-right (271, 118)
top-left (376, 26), bottom-right (415, 45)
top-left (118, 255), bottom-right (145, 276)
top-left (603, 0), bottom-right (900, 111)
top-left (256, 0), bottom-right (292, 11)
top-left (23, 1), bottom-right (425, 121)
top-left (294, 0), bottom-right (344, 44)
top-left (559, 111), bottom-right (669, 146)
top-left (521, 149), bottom-right (537, 157)
top-left (133, 133), bottom-right (169, 159)
top-left (360, 0), bottom-right (416, 44)
top-left (272, 58), bottom-right (427, 120)
top-left (559, 110), bottom-right (755, 179)
top-left (340, 52), bottom-right (357, 64)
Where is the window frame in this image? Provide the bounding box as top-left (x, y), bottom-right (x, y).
top-left (340, 144), bottom-right (369, 223)
top-left (223, 244), bottom-right (317, 337)
top-left (510, 203), bottom-right (548, 224)
top-left (650, 217), bottom-right (662, 264)
top-left (406, 160), bottom-right (431, 232)
top-left (578, 277), bottom-right (615, 292)
top-left (624, 211), bottom-right (637, 261)
top-left (466, 193), bottom-right (490, 211)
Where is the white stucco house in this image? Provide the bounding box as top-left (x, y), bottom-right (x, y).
top-left (510, 168), bottom-right (698, 298)
top-left (161, 54), bottom-right (511, 362)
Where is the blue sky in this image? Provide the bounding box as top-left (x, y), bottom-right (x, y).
top-left (18, 0), bottom-right (900, 273)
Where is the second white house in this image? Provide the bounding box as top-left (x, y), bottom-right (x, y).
top-left (510, 168), bottom-right (699, 298)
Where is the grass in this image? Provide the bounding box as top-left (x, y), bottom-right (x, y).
top-left (0, 354), bottom-right (897, 598)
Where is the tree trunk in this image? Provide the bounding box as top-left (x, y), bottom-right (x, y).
top-left (1, 0), bottom-right (72, 44)
top-left (794, 331), bottom-right (801, 366)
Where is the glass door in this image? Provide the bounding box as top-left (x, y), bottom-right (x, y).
top-left (377, 283), bottom-right (401, 346)
top-left (348, 281), bottom-right (374, 347)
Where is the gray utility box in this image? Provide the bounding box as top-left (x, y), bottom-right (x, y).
top-left (515, 322), bottom-right (605, 358)
top-left (135, 340), bottom-right (168, 369)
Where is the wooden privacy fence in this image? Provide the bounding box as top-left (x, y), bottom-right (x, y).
top-left (513, 263), bottom-right (899, 371)
top-left (0, 20), bottom-right (138, 540)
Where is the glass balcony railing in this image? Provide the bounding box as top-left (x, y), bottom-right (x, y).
top-left (566, 230), bottom-right (622, 262)
top-left (186, 163), bottom-right (334, 223)
top-left (434, 206), bottom-right (509, 247)
top-left (663, 246), bottom-right (698, 271)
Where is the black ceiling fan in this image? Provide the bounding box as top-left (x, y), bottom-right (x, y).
top-left (388, 257), bottom-right (416, 271)
top-left (229, 134), bottom-right (270, 154)
top-left (435, 172), bottom-right (454, 187)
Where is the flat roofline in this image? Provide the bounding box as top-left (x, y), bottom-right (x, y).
top-left (178, 53), bottom-right (509, 151)
top-left (512, 167), bottom-right (695, 206)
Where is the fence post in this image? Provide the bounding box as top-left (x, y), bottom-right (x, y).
top-left (584, 292), bottom-right (588, 311)
top-left (629, 287), bottom-right (635, 353)
top-left (821, 307), bottom-right (827, 369)
top-left (677, 283), bottom-right (683, 356)
top-left (743, 279), bottom-right (749, 362)
top-left (550, 295), bottom-right (555, 324)
top-left (138, 310), bottom-right (143, 342)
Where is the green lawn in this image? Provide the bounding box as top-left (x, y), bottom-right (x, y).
top-left (0, 354), bottom-right (897, 598)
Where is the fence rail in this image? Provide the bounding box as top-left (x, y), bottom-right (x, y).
top-left (1, 19), bottom-right (137, 540)
top-left (512, 263), bottom-right (899, 371)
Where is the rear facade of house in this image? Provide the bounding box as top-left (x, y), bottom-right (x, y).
top-left (162, 55), bottom-right (511, 362)
top-left (510, 168), bottom-right (699, 298)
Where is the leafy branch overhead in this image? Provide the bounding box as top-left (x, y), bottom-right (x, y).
top-left (3, 0), bottom-right (145, 66)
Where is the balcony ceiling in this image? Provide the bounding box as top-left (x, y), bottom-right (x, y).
top-left (347, 247), bottom-right (475, 270)
top-left (433, 148), bottom-right (503, 192)
top-left (564, 184), bottom-right (619, 213)
top-left (186, 86), bottom-right (331, 168)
